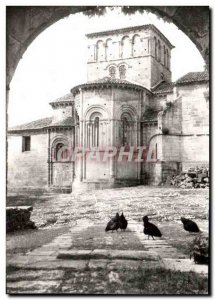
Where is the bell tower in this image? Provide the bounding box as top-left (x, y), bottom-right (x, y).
top-left (86, 24), bottom-right (174, 89)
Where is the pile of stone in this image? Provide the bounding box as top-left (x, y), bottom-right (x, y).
top-left (168, 166), bottom-right (209, 189)
top-left (6, 206), bottom-right (37, 232)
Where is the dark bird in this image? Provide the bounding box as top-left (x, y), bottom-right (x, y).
top-left (119, 213), bottom-right (128, 231)
top-left (181, 217), bottom-right (200, 233)
top-left (143, 215), bottom-right (162, 240)
top-left (105, 213), bottom-right (120, 232)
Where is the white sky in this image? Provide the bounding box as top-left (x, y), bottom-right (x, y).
top-left (8, 7), bottom-right (205, 127)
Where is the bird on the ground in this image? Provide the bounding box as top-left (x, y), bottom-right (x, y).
top-left (142, 215), bottom-right (162, 240)
top-left (105, 213), bottom-right (120, 232)
top-left (180, 217), bottom-right (200, 233)
top-left (119, 212), bottom-right (128, 231)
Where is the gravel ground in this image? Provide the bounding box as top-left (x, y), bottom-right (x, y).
top-left (6, 186), bottom-right (209, 295)
top-left (7, 186), bottom-right (209, 256)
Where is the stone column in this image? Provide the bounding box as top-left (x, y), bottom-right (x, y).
top-left (157, 111), bottom-right (164, 161)
top-left (109, 88), bottom-right (115, 180)
top-left (130, 39), bottom-right (133, 57)
top-left (47, 129), bottom-right (51, 186)
top-left (136, 121), bottom-right (141, 180)
top-left (118, 40), bottom-right (122, 58)
top-left (93, 44), bottom-right (96, 61)
top-left (73, 89), bottom-right (84, 182)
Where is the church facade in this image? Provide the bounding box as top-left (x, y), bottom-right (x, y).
top-left (7, 25), bottom-right (209, 193)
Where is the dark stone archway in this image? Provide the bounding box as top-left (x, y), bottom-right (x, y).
top-left (6, 6), bottom-right (210, 87)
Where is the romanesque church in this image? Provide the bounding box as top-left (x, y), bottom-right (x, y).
top-left (8, 24), bottom-right (209, 193)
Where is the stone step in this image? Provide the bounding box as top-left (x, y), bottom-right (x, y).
top-left (57, 249), bottom-right (159, 261)
top-left (162, 258), bottom-right (208, 275)
top-left (7, 269), bottom-right (65, 281)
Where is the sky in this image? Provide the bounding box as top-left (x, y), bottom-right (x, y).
top-left (8, 7), bottom-right (205, 127)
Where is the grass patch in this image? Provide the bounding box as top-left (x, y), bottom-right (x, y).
top-left (6, 226), bottom-right (70, 255)
top-left (57, 267), bottom-right (208, 294)
top-left (118, 267), bottom-right (208, 295)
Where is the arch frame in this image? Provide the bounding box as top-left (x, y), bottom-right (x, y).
top-left (6, 6), bottom-right (209, 86)
top-left (51, 134), bottom-right (69, 148)
top-left (84, 104), bottom-right (110, 121)
top-left (116, 104), bottom-right (139, 122)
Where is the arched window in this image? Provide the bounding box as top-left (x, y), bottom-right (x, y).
top-left (75, 111), bottom-right (80, 125)
top-left (120, 112), bottom-right (134, 146)
top-left (109, 66), bottom-right (116, 78)
top-left (121, 36), bottom-right (131, 58)
top-left (133, 34), bottom-right (141, 56)
top-left (119, 65), bottom-right (126, 79)
top-left (96, 40), bottom-right (105, 61)
top-left (106, 39), bottom-right (114, 60)
top-left (87, 112), bottom-right (102, 148)
top-left (121, 116), bottom-right (130, 146)
top-left (94, 117), bottom-right (99, 147)
top-left (54, 142), bottom-right (69, 161)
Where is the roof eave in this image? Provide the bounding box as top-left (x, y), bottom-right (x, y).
top-left (45, 125), bottom-right (74, 128)
top-left (153, 90), bottom-right (173, 95)
top-left (49, 100), bottom-right (74, 106)
top-left (176, 80), bottom-right (209, 86)
top-left (8, 128), bottom-right (47, 134)
top-left (71, 82), bottom-right (152, 96)
top-left (86, 24), bottom-right (174, 49)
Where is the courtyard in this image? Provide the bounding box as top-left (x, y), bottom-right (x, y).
top-left (6, 186), bottom-right (209, 294)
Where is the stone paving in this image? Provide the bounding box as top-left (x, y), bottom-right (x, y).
top-left (6, 186), bottom-right (209, 294)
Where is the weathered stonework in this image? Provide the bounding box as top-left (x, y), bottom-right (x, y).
top-left (7, 24), bottom-right (209, 192)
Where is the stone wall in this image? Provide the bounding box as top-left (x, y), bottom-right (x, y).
top-left (87, 26), bottom-right (172, 89)
top-left (144, 80), bottom-right (209, 185)
top-left (142, 123), bottom-right (158, 146)
top-left (161, 161), bottom-right (180, 183)
top-left (162, 97), bottom-right (182, 134)
top-left (179, 83), bottom-right (209, 135)
top-left (181, 135), bottom-right (209, 170)
top-left (143, 161), bottom-right (162, 185)
top-left (150, 57), bottom-right (171, 87)
top-left (157, 82), bottom-right (209, 183)
top-left (7, 132), bottom-right (48, 191)
top-left (87, 57), bottom-right (153, 89)
top-left (52, 105), bottom-right (73, 123)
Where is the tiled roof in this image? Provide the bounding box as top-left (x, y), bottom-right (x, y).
top-left (89, 77), bottom-right (139, 85)
top-left (152, 81), bottom-right (174, 94)
top-left (152, 71), bottom-right (209, 94)
top-left (50, 93), bottom-right (74, 106)
top-left (48, 117), bottom-right (74, 127)
top-left (8, 116), bottom-right (74, 132)
top-left (176, 71), bottom-right (209, 85)
top-left (71, 77), bottom-right (149, 94)
top-left (8, 117), bottom-right (53, 132)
